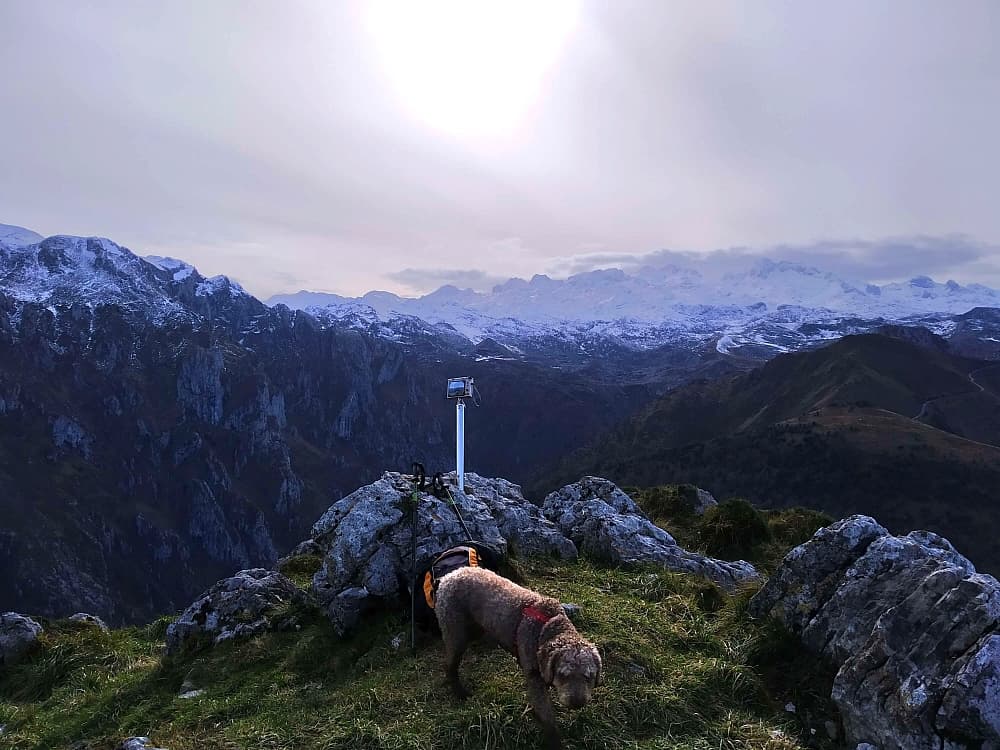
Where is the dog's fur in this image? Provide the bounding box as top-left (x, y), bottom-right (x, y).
top-left (434, 566), bottom-right (602, 749)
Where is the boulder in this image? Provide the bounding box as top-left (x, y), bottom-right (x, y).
top-left (309, 471), bottom-right (576, 635)
top-left (691, 488), bottom-right (718, 516)
top-left (165, 568), bottom-right (306, 655)
top-left (542, 477), bottom-right (760, 589)
top-left (751, 515), bottom-right (1000, 750)
top-left (0, 612), bottom-right (43, 667)
top-left (67, 613), bottom-right (109, 632)
top-left (462, 473), bottom-right (578, 559)
top-left (118, 738), bottom-right (168, 750)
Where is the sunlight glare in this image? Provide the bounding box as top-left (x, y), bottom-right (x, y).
top-left (364, 0), bottom-right (578, 140)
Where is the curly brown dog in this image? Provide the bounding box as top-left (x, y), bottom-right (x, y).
top-left (434, 566), bottom-right (602, 749)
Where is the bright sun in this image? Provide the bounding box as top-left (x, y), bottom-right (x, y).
top-left (363, 0), bottom-right (579, 139)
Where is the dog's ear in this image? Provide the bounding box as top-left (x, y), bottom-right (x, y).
top-left (538, 641), bottom-right (559, 685)
top-left (592, 646), bottom-right (604, 686)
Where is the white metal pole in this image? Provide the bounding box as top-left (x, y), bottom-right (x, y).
top-left (456, 398), bottom-right (466, 492)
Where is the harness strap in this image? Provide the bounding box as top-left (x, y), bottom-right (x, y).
top-left (522, 605), bottom-right (554, 625)
top-left (515, 605), bottom-right (558, 659)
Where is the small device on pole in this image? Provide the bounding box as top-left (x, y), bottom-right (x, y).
top-left (446, 376), bottom-right (474, 492)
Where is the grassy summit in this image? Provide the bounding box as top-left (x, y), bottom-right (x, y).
top-left (0, 495), bottom-right (838, 750)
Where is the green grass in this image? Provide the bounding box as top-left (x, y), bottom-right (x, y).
top-left (630, 487), bottom-right (833, 575)
top-left (0, 550), bottom-right (839, 750)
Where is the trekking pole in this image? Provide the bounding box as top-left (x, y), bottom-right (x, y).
top-left (409, 463), bottom-right (424, 655)
top-left (436, 475), bottom-right (474, 541)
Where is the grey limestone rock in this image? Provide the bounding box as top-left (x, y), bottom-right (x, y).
top-left (561, 603), bottom-right (583, 621)
top-left (308, 473), bottom-right (762, 635)
top-left (542, 476), bottom-right (760, 589)
top-left (67, 612), bottom-right (109, 632)
top-left (751, 515), bottom-right (1000, 750)
top-left (461, 472), bottom-right (578, 560)
top-left (692, 488), bottom-right (718, 516)
top-left (310, 471), bottom-right (577, 634)
top-left (749, 514), bottom-right (889, 630)
top-left (118, 738), bottom-right (168, 750)
top-left (165, 568), bottom-right (306, 655)
top-left (0, 612), bottom-right (43, 667)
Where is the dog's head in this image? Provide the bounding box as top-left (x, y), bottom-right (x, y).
top-left (540, 637), bottom-right (602, 710)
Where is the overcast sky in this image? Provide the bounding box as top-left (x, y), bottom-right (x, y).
top-left (2, 1), bottom-right (999, 298)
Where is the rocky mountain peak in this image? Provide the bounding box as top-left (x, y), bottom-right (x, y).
top-left (0, 230), bottom-right (260, 332)
top-left (0, 223), bottom-right (44, 247)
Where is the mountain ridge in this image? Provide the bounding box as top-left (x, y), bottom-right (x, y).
top-left (542, 334), bottom-right (1000, 573)
top-left (4, 223), bottom-right (1000, 362)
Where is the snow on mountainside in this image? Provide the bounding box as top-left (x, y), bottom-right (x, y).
top-left (271, 260), bottom-right (1000, 325)
top-left (268, 257), bottom-right (1000, 356)
top-left (146, 255), bottom-right (196, 281)
top-left (0, 227), bottom-right (254, 326)
top-left (3, 223), bottom-right (998, 360)
top-left (0, 223), bottom-right (44, 247)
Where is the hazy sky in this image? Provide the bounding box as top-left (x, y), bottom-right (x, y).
top-left (2, 1), bottom-right (999, 298)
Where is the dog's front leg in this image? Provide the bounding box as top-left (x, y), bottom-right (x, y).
top-left (443, 627), bottom-right (472, 700)
top-left (525, 672), bottom-right (561, 750)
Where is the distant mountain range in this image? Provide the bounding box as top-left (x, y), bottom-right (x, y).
top-left (4, 222), bottom-right (999, 364)
top-left (269, 254), bottom-right (1000, 361)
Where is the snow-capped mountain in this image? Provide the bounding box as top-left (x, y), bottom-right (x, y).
top-left (0, 223), bottom-right (43, 247)
top-left (3, 223), bottom-right (999, 361)
top-left (271, 260), bottom-right (1000, 325)
top-left (0, 228), bottom-right (258, 328)
top-left (269, 257), bottom-right (1000, 359)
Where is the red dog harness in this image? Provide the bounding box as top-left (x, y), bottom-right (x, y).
top-left (522, 605), bottom-right (555, 625)
top-left (514, 605), bottom-right (558, 657)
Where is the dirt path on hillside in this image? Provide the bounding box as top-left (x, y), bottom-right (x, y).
top-left (913, 364), bottom-right (998, 421)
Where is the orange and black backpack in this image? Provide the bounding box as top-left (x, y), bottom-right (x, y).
top-left (422, 545), bottom-right (479, 609)
top-left (411, 541), bottom-right (501, 629)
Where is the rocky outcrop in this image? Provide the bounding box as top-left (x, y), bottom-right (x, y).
top-left (751, 515), bottom-right (1000, 750)
top-left (306, 472), bottom-right (758, 634)
top-left (51, 415), bottom-right (92, 458)
top-left (542, 477), bottom-right (759, 589)
top-left (0, 612), bottom-right (43, 667)
top-left (165, 569), bottom-right (306, 655)
top-left (309, 471), bottom-right (575, 634)
top-left (691, 488), bottom-right (718, 516)
top-left (463, 473), bottom-right (578, 559)
top-left (68, 613), bottom-right (109, 631)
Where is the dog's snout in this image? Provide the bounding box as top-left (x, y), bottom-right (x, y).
top-left (558, 685), bottom-right (592, 710)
